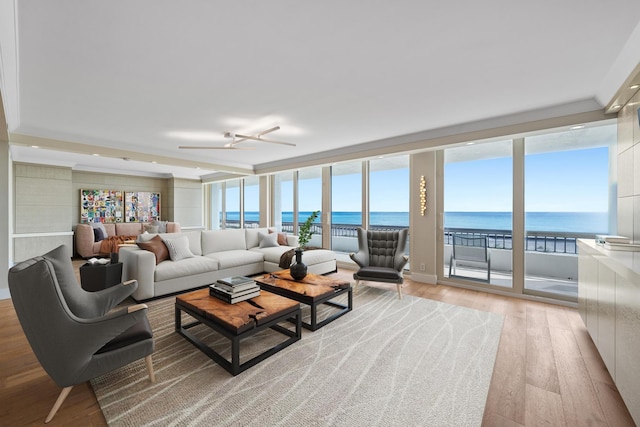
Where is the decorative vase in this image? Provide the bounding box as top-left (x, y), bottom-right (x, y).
top-left (289, 248), bottom-right (307, 281)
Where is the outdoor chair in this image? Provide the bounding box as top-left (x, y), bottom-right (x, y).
top-left (350, 227), bottom-right (409, 299)
top-left (448, 234), bottom-right (491, 282)
top-left (8, 245), bottom-right (155, 423)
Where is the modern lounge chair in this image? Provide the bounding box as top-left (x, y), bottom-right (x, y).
top-left (350, 227), bottom-right (409, 299)
top-left (448, 234), bottom-right (491, 282)
top-left (8, 245), bottom-right (155, 423)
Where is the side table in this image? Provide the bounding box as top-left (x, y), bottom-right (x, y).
top-left (79, 262), bottom-right (123, 292)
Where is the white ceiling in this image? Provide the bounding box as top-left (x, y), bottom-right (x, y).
top-left (2, 1), bottom-right (640, 179)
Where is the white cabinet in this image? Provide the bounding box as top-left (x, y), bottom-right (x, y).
top-left (578, 240), bottom-right (640, 424)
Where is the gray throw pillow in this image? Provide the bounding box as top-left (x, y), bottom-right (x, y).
top-left (144, 224), bottom-right (159, 233)
top-left (162, 235), bottom-right (195, 261)
top-left (259, 232), bottom-right (280, 248)
top-left (152, 220), bottom-right (168, 233)
top-left (91, 222), bottom-right (107, 242)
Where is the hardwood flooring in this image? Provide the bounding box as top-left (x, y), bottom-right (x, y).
top-left (0, 265), bottom-right (634, 426)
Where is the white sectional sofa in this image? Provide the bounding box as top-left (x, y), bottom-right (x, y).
top-left (119, 227), bottom-right (337, 300)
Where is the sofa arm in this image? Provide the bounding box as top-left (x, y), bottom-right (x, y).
top-left (75, 224), bottom-right (95, 258)
top-left (119, 247), bottom-right (156, 300)
top-left (167, 222), bottom-right (181, 233)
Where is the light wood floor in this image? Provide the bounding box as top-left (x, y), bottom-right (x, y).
top-left (0, 265), bottom-right (635, 426)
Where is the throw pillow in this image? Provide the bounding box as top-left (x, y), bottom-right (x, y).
top-left (152, 220), bottom-right (168, 233)
top-left (277, 232), bottom-right (288, 246)
top-left (259, 232), bottom-right (280, 248)
top-left (137, 235), bottom-right (169, 265)
top-left (91, 222), bottom-right (107, 242)
top-left (162, 235), bottom-right (195, 261)
top-left (144, 224), bottom-right (159, 233)
top-left (269, 229), bottom-right (289, 246)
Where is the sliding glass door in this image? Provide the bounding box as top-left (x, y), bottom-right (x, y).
top-left (298, 168), bottom-right (323, 247)
top-left (369, 156), bottom-right (410, 256)
top-left (331, 162), bottom-right (362, 254)
top-left (444, 140), bottom-right (513, 288)
top-left (243, 176), bottom-right (260, 228)
top-left (524, 124), bottom-right (613, 300)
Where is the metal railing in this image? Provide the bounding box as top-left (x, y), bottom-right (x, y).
top-left (226, 220), bottom-right (405, 236)
top-left (223, 222), bottom-right (592, 255)
top-left (444, 228), bottom-right (596, 254)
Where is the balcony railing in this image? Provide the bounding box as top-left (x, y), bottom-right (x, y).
top-left (444, 228), bottom-right (595, 254)
top-left (224, 221), bottom-right (593, 255)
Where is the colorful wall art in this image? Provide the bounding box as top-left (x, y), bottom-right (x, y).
top-left (80, 189), bottom-right (161, 223)
top-left (125, 192), bottom-right (161, 222)
top-left (80, 189), bottom-right (124, 223)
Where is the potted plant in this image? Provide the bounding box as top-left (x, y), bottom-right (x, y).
top-left (290, 210), bottom-right (320, 280)
top-left (297, 210), bottom-right (320, 250)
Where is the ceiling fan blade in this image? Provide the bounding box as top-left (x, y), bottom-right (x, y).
top-left (257, 126), bottom-right (280, 137)
top-left (233, 134), bottom-right (296, 147)
top-left (178, 145), bottom-right (255, 150)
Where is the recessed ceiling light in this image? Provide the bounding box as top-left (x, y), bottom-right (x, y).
top-left (466, 142), bottom-right (474, 145)
top-left (92, 153), bottom-right (100, 156)
top-left (151, 161), bottom-right (157, 164)
top-left (31, 145), bottom-right (39, 148)
top-left (629, 84), bottom-right (640, 90)
top-left (611, 104), bottom-right (621, 110)
top-left (570, 125), bottom-right (585, 130)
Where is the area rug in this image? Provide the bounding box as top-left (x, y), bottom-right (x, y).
top-left (91, 286), bottom-right (504, 426)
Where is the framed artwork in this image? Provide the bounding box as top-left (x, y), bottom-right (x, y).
top-left (80, 189), bottom-right (124, 223)
top-left (125, 192), bottom-right (161, 222)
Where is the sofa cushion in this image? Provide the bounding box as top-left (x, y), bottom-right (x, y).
top-left (269, 229), bottom-right (289, 246)
top-left (162, 235), bottom-right (195, 261)
top-left (252, 247), bottom-right (336, 266)
top-left (103, 223), bottom-right (116, 237)
top-left (116, 222), bottom-right (143, 236)
top-left (136, 235), bottom-right (169, 264)
top-left (245, 228), bottom-right (270, 249)
top-left (205, 250), bottom-right (264, 269)
top-left (259, 232), bottom-right (280, 248)
top-left (140, 231), bottom-right (202, 256)
top-left (202, 229), bottom-right (247, 254)
top-left (250, 246), bottom-right (292, 264)
top-left (155, 256), bottom-right (219, 282)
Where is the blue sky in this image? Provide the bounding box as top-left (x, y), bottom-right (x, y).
top-left (236, 145), bottom-right (609, 214)
top-left (445, 146), bottom-right (609, 212)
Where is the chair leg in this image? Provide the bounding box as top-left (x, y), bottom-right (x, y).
top-left (353, 279), bottom-right (360, 292)
top-left (45, 386), bottom-right (73, 423)
top-left (396, 283), bottom-right (403, 300)
top-left (145, 354), bottom-right (156, 383)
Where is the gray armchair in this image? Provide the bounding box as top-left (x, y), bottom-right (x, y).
top-left (350, 228), bottom-right (409, 299)
top-left (8, 245), bottom-right (155, 423)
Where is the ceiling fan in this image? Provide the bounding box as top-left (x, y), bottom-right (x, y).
top-left (178, 126), bottom-right (296, 150)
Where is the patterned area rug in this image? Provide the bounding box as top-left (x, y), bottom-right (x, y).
top-left (91, 286), bottom-right (504, 426)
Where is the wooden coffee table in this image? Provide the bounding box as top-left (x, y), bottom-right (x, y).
top-left (175, 288), bottom-right (301, 375)
top-left (255, 270), bottom-right (352, 331)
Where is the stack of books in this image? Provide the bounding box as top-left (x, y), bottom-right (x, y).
top-left (209, 276), bottom-right (260, 304)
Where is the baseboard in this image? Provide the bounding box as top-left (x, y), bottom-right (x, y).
top-left (407, 272), bottom-right (437, 284)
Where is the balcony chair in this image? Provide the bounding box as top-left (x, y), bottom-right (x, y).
top-left (8, 245), bottom-right (155, 423)
top-left (350, 227), bottom-right (409, 299)
top-left (448, 234), bottom-right (491, 282)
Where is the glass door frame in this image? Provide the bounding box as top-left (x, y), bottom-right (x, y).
top-left (437, 138), bottom-right (525, 295)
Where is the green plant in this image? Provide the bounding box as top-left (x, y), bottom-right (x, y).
top-left (297, 210), bottom-right (320, 249)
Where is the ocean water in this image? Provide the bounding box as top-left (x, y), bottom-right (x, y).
top-left (236, 211), bottom-right (608, 234)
